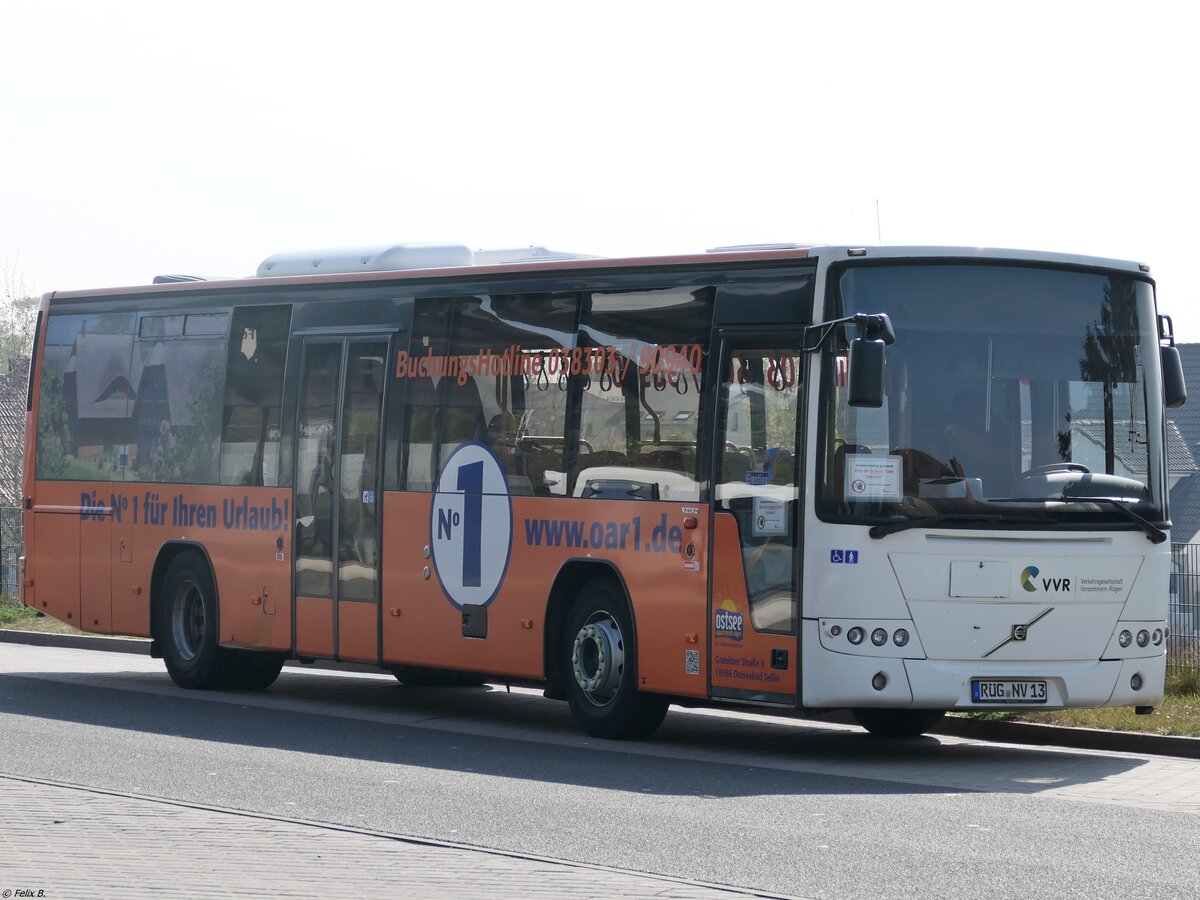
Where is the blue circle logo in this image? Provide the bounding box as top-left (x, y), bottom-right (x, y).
top-left (430, 443), bottom-right (512, 609)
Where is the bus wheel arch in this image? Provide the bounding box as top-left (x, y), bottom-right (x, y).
top-left (152, 543), bottom-right (228, 689)
top-left (546, 562), bottom-right (668, 740)
top-left (151, 542), bottom-right (284, 691)
top-left (543, 560), bottom-right (626, 696)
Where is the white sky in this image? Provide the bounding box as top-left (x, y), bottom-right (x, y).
top-left (3, 1), bottom-right (1198, 337)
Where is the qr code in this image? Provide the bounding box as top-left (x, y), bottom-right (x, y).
top-left (685, 649), bottom-right (700, 675)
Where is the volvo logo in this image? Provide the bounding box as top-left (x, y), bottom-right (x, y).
top-left (983, 608), bottom-right (1054, 658)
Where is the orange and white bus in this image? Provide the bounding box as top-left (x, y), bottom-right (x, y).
top-left (21, 243), bottom-right (1186, 738)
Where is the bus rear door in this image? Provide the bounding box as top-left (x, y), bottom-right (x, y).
top-left (293, 335), bottom-right (390, 662)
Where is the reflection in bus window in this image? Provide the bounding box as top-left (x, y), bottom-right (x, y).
top-left (220, 306), bottom-right (291, 486)
top-left (37, 310), bottom-right (233, 485)
top-left (396, 294), bottom-right (579, 493)
top-left (821, 265), bottom-right (1160, 523)
top-left (571, 287), bottom-right (712, 501)
top-left (717, 350), bottom-right (802, 634)
top-left (295, 343), bottom-right (341, 599)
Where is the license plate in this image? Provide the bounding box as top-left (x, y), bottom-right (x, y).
top-left (971, 679), bottom-right (1048, 703)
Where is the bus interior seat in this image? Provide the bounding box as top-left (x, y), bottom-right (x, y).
top-left (486, 413), bottom-right (535, 494)
top-left (768, 448), bottom-right (795, 485)
top-left (639, 447), bottom-right (686, 473)
top-left (437, 374), bottom-right (487, 459)
top-left (569, 450), bottom-right (627, 496)
top-left (580, 478), bottom-right (660, 501)
top-left (522, 442), bottom-right (566, 495)
top-left (719, 450), bottom-right (752, 504)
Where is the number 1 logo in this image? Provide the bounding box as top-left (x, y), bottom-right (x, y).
top-left (430, 443), bottom-right (512, 609)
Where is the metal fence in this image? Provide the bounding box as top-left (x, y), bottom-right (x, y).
top-left (1170, 543), bottom-right (1200, 674)
top-left (0, 505), bottom-right (20, 599)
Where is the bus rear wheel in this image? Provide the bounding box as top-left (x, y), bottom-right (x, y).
top-left (159, 553), bottom-right (285, 691)
top-left (563, 580), bottom-right (668, 740)
top-left (851, 708), bottom-right (946, 738)
top-left (159, 552), bottom-right (231, 690)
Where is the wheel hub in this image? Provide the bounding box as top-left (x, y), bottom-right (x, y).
top-left (571, 613), bottom-right (624, 706)
top-left (170, 581), bottom-right (206, 662)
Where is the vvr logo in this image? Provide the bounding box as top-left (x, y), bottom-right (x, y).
top-left (1020, 566), bottom-right (1039, 592)
top-left (1021, 565), bottom-right (1071, 593)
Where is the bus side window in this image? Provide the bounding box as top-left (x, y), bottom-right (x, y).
top-left (396, 300), bottom-right (453, 491)
top-left (396, 294), bottom-right (578, 495)
top-left (219, 305), bottom-right (291, 486)
top-left (572, 286), bottom-right (713, 501)
top-left (36, 312), bottom-right (137, 481)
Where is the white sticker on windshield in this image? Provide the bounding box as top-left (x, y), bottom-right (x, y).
top-left (845, 454), bottom-right (902, 501)
top-left (752, 496), bottom-right (787, 536)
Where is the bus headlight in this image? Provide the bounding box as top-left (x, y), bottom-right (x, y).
top-left (1136, 630), bottom-right (1150, 648)
top-left (847, 627), bottom-right (865, 645)
top-left (1152, 629), bottom-right (1163, 646)
top-left (1118, 630), bottom-right (1132, 648)
top-left (871, 628), bottom-right (888, 646)
top-left (893, 629), bottom-right (910, 647)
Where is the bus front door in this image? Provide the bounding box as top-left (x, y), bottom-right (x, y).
top-left (293, 336), bottom-right (389, 663)
top-left (709, 340), bottom-right (802, 704)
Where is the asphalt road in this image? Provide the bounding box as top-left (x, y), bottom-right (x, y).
top-left (2, 644), bottom-right (1198, 899)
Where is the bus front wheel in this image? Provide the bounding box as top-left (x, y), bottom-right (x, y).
top-left (562, 580), bottom-right (668, 740)
top-left (851, 708), bottom-right (946, 738)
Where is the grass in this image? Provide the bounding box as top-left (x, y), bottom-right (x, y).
top-left (959, 668), bottom-right (1200, 737)
top-left (4, 595), bottom-right (1200, 737)
top-left (0, 597), bottom-right (84, 634)
top-left (968, 694), bottom-right (1200, 737)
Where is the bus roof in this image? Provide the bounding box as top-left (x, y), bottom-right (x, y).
top-left (46, 243), bottom-right (1151, 301)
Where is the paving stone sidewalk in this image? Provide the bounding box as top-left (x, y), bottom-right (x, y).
top-left (0, 775), bottom-right (795, 900)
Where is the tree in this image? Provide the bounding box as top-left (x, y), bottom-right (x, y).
top-left (1079, 277), bottom-right (1141, 476)
top-left (1, 260), bottom-right (38, 362)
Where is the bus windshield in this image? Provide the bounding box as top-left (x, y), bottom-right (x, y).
top-left (819, 263), bottom-right (1165, 528)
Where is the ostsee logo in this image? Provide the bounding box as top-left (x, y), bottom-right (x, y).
top-left (1020, 566), bottom-right (1040, 593)
top-left (714, 599), bottom-right (744, 642)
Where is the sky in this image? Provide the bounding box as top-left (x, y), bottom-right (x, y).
top-left (3, 1), bottom-right (1198, 338)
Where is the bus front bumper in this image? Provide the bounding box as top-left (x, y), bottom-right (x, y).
top-left (801, 628), bottom-right (1165, 711)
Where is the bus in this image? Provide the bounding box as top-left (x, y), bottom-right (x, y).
top-left (20, 242), bottom-right (1187, 739)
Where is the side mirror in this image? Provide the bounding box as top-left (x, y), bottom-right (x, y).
top-left (848, 338), bottom-right (885, 408)
top-left (1162, 345), bottom-right (1187, 408)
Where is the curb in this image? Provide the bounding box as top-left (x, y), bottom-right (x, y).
top-left (932, 715), bottom-right (1200, 759)
top-left (4, 628), bottom-right (1197, 760)
top-left (0, 628), bottom-right (379, 673)
top-left (2, 629), bottom-right (151, 654)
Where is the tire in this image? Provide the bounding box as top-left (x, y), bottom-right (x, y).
top-left (225, 649), bottom-right (286, 690)
top-left (158, 552), bottom-right (233, 690)
top-left (851, 708), bottom-right (946, 738)
top-left (562, 579), bottom-right (668, 740)
top-left (391, 665), bottom-right (486, 687)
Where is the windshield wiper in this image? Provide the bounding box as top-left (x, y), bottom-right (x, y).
top-left (1051, 495), bottom-right (1168, 544)
top-left (868, 513), bottom-right (1051, 539)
